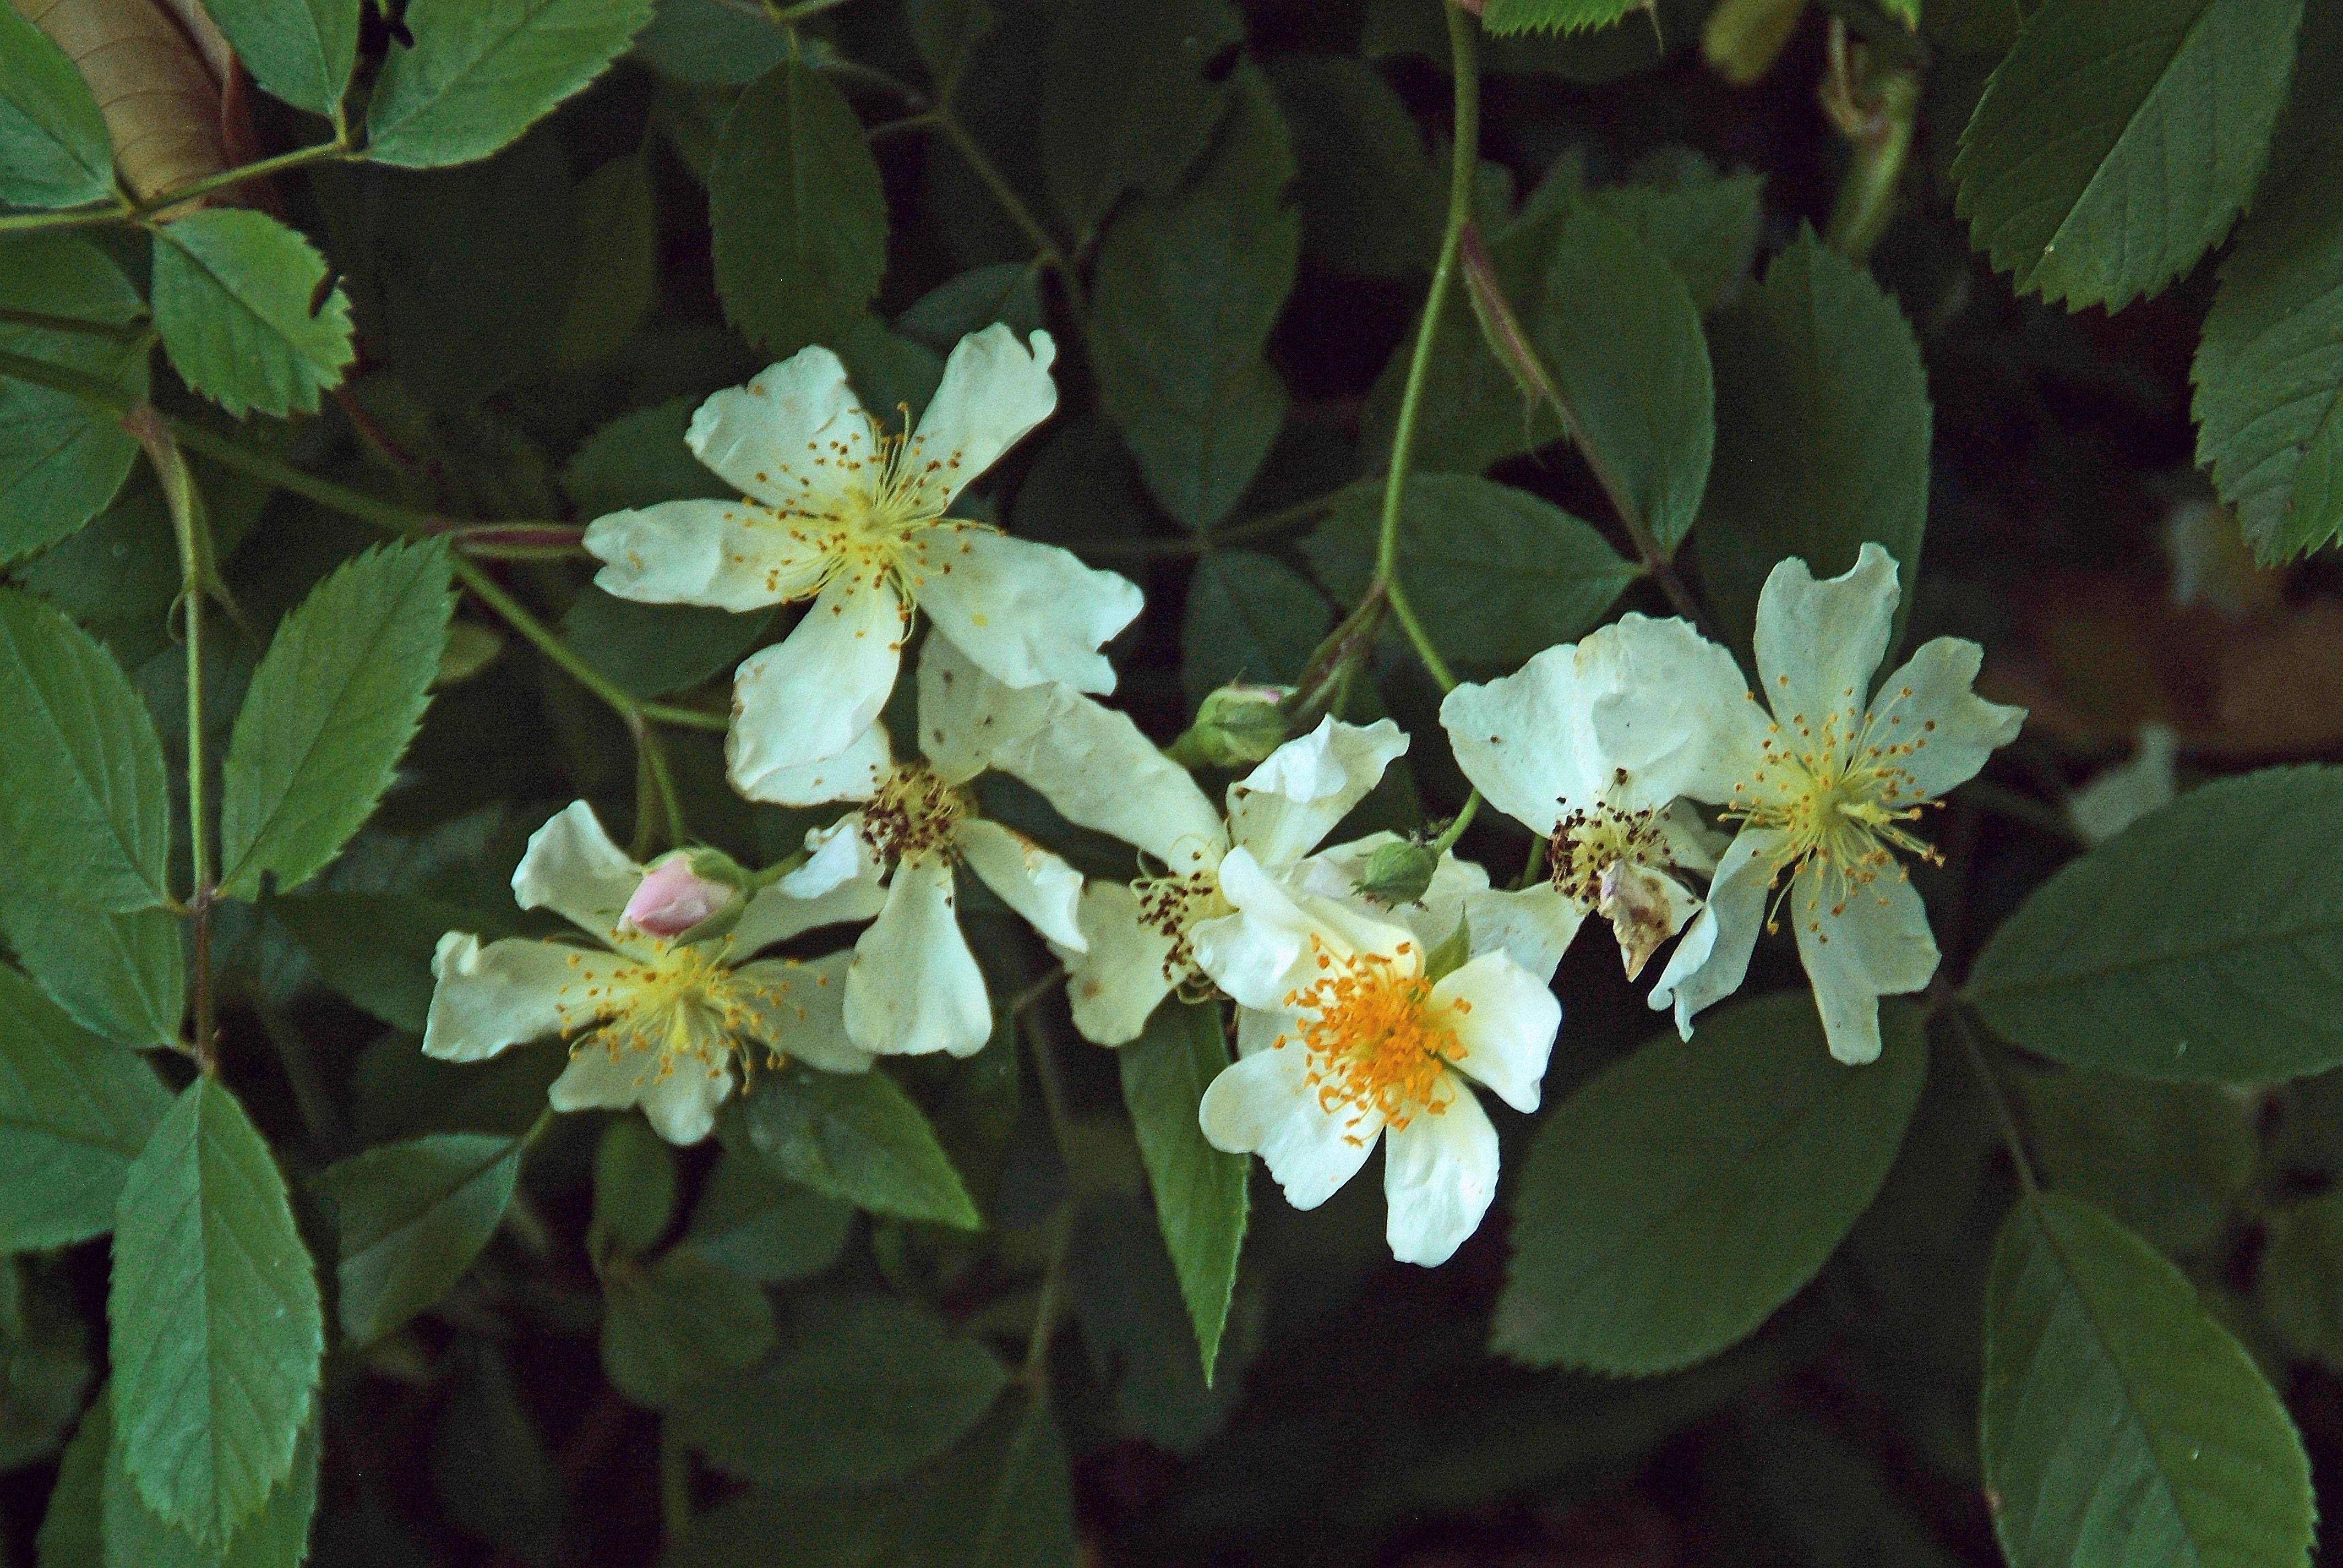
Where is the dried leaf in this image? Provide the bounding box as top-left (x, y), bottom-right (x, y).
top-left (15, 0), bottom-right (226, 203)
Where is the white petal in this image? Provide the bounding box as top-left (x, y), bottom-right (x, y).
top-left (2067, 723), bottom-right (2178, 845)
top-left (917, 635), bottom-right (1223, 865)
top-left (1789, 864), bottom-right (1939, 1065)
top-left (915, 529), bottom-right (1142, 694)
top-left (1647, 826), bottom-right (1783, 1040)
top-left (778, 816), bottom-right (878, 899)
top-left (1430, 951), bottom-right (1559, 1113)
top-left (1059, 881), bottom-right (1180, 1046)
top-left (1870, 636), bottom-right (2028, 800)
top-left (511, 801), bottom-right (641, 937)
top-left (1285, 834), bottom-right (1485, 952)
top-left (729, 863), bottom-right (889, 954)
top-left (1461, 884), bottom-right (1586, 984)
top-left (1234, 1005), bottom-right (1292, 1059)
top-left (636, 1065), bottom-right (735, 1146)
top-left (844, 856), bottom-right (993, 1057)
top-left (1382, 1079), bottom-right (1499, 1267)
top-left (423, 933), bottom-right (628, 1062)
top-left (583, 498), bottom-right (822, 612)
top-left (727, 577), bottom-right (909, 793)
top-left (1582, 614), bottom-right (1774, 806)
top-left (954, 818), bottom-right (1086, 950)
top-left (1752, 541), bottom-right (1900, 745)
top-left (732, 721), bottom-right (892, 809)
top-left (734, 952), bottom-right (871, 1074)
top-left (1228, 718), bottom-right (1409, 868)
top-left (1197, 1043), bottom-right (1378, 1210)
top-left (687, 347), bottom-right (868, 509)
top-left (1440, 646), bottom-right (1604, 832)
top-left (1189, 846), bottom-right (1321, 1011)
top-left (547, 1035), bottom-right (732, 1145)
top-left (898, 325), bottom-right (1059, 515)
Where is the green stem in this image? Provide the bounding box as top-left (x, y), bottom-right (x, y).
top-left (636, 723), bottom-right (688, 853)
top-left (1428, 790), bottom-right (1481, 857)
top-left (1947, 1000), bottom-right (2039, 1199)
top-left (642, 702), bottom-right (730, 733)
top-left (1375, 3), bottom-right (1478, 585)
top-left (1021, 1209), bottom-right (1075, 1389)
top-left (1513, 832), bottom-right (1549, 891)
top-left (1072, 489), bottom-right (1344, 560)
top-left (930, 112), bottom-right (1089, 328)
top-left (1382, 575), bottom-right (1457, 693)
top-left (0, 139), bottom-right (352, 238)
top-left (0, 306), bottom-right (147, 342)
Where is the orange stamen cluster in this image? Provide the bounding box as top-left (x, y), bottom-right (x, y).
top-left (858, 762), bottom-right (970, 865)
top-left (1276, 937), bottom-right (1466, 1139)
top-left (1723, 679), bottom-right (1944, 940)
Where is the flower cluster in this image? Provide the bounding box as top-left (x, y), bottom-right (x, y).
top-left (422, 336), bottom-right (2020, 1268)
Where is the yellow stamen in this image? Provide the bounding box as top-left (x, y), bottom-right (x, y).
top-left (1276, 937), bottom-right (1466, 1140)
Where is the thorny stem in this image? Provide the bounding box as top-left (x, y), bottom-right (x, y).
top-left (0, 138), bottom-right (353, 237)
top-left (133, 410), bottom-right (219, 1074)
top-left (1071, 489), bottom-right (1345, 560)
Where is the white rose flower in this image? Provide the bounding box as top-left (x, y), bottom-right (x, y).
top-left (580, 324), bottom-right (1144, 790)
top-left (759, 638), bottom-right (1097, 1060)
top-left (422, 802), bottom-right (889, 1145)
top-left (1190, 850), bottom-right (1561, 1267)
top-left (1640, 544), bottom-right (2026, 1064)
top-left (1440, 615), bottom-right (1745, 979)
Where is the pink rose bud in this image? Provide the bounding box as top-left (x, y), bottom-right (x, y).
top-left (621, 856), bottom-right (737, 938)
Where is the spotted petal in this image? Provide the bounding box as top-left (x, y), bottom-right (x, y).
top-left (584, 498), bottom-right (823, 612)
top-left (423, 933), bottom-right (631, 1063)
top-left (1752, 542), bottom-right (1899, 745)
top-left (734, 951), bottom-right (870, 1074)
top-left (916, 529), bottom-right (1142, 695)
top-left (1790, 864), bottom-right (1938, 1065)
top-left (1058, 881), bottom-right (1181, 1047)
top-left (1197, 1042), bottom-right (1379, 1211)
top-left (512, 801), bottom-right (640, 938)
top-left (549, 1032), bottom-right (734, 1145)
top-left (1429, 951), bottom-right (1559, 1114)
top-left (899, 326), bottom-right (1060, 516)
top-left (687, 347), bottom-right (869, 510)
top-left (1871, 636), bottom-right (2026, 801)
top-left (728, 575), bottom-right (908, 793)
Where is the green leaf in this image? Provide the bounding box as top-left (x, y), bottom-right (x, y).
top-left (0, 590), bottom-right (171, 912)
top-left (1583, 163), bottom-right (1766, 315)
top-left (2261, 1189), bottom-right (2343, 1371)
top-left (896, 264), bottom-right (1045, 356)
top-left (741, 1064), bottom-right (982, 1230)
top-left (1531, 200), bottom-right (1714, 554)
top-left (883, 1394), bottom-right (1077, 1568)
top-left (1491, 993), bottom-right (1925, 1375)
top-left (0, 965), bottom-right (170, 1251)
top-left (1091, 66), bottom-right (1300, 531)
top-left (2015, 1070), bottom-right (2256, 1256)
top-left (562, 588), bottom-right (773, 701)
top-left (1267, 55), bottom-right (1441, 280)
top-left (1969, 766), bottom-right (2343, 1081)
top-left (1982, 1192), bottom-right (2313, 1568)
top-left (602, 1249), bottom-right (778, 1408)
top-left (906, 0), bottom-right (995, 87)
top-left (673, 1293), bottom-right (1007, 1488)
top-left (0, 238), bottom-right (149, 563)
top-left (151, 210), bottom-right (356, 419)
top-left (317, 1131), bottom-right (522, 1345)
top-left (1068, 1194), bottom-right (1241, 1453)
top-left (36, 1397), bottom-right (107, 1568)
top-left (634, 0), bottom-right (791, 85)
top-left (684, 1151), bottom-right (853, 1283)
top-left (593, 1115), bottom-right (679, 1258)
top-left (0, 4), bottom-right (112, 208)
top-left (433, 1344), bottom-right (564, 1562)
top-left (560, 396), bottom-right (734, 516)
top-left (200, 0), bottom-right (361, 118)
top-left (1180, 548), bottom-right (1329, 710)
top-left (364, 0), bottom-right (656, 168)
top-left (1483, 0), bottom-right (1652, 35)
top-left (1952, 0), bottom-right (2306, 311)
top-left (709, 52), bottom-right (889, 354)
top-left (0, 895), bottom-right (182, 1052)
top-left (556, 153), bottom-right (657, 370)
top-left (1118, 1002), bottom-right (1249, 1381)
top-left (1040, 0), bottom-right (1242, 241)
top-left (1304, 475), bottom-right (1641, 671)
top-left (273, 891), bottom-right (480, 1032)
top-left (1692, 227), bottom-right (1931, 655)
top-left (2191, 26), bottom-right (2343, 564)
top-left (217, 538), bottom-right (456, 900)
top-left (101, 1404), bottom-right (323, 1568)
top-left (110, 1077), bottom-right (324, 1545)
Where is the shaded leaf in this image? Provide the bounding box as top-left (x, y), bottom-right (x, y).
top-left (152, 209), bottom-right (355, 418)
top-left (602, 1249), bottom-right (777, 1407)
top-left (1040, 0), bottom-right (1241, 241)
top-left (742, 1064), bottom-right (982, 1229)
top-left (2016, 1070), bottom-right (2255, 1256)
top-left (673, 1293), bottom-right (1006, 1488)
top-left (1180, 548), bottom-right (1328, 710)
top-left (684, 1150), bottom-right (853, 1283)
top-left (710, 52), bottom-right (889, 354)
top-left (1969, 766), bottom-right (2343, 1082)
top-left (273, 890), bottom-right (479, 1032)
top-left (1982, 1192), bottom-right (2313, 1568)
top-left (1091, 66), bottom-right (1299, 530)
top-left (1492, 993), bottom-right (1925, 1374)
top-left (1952, 0), bottom-right (2304, 310)
top-left (317, 1131), bottom-right (522, 1345)
top-left (562, 588), bottom-right (772, 701)
top-left (218, 538), bottom-right (456, 900)
top-left (0, 964), bottom-right (170, 1251)
top-left (110, 1077), bottom-right (324, 1544)
top-left (0, 238), bottom-right (148, 563)
top-left (364, 0), bottom-right (656, 168)
top-left (201, 0), bottom-right (361, 118)
top-left (0, 3), bottom-right (112, 208)
top-left (593, 1115), bottom-right (678, 1259)
top-left (1267, 55), bottom-right (1440, 279)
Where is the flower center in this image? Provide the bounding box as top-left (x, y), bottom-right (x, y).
top-left (1131, 869), bottom-right (1231, 988)
top-left (1724, 683), bottom-right (1943, 927)
top-left (859, 762), bottom-right (970, 864)
top-left (1276, 937), bottom-right (1464, 1137)
top-left (756, 410), bottom-right (987, 602)
top-left (551, 941), bottom-right (800, 1082)
top-left (1547, 799), bottom-right (1671, 907)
